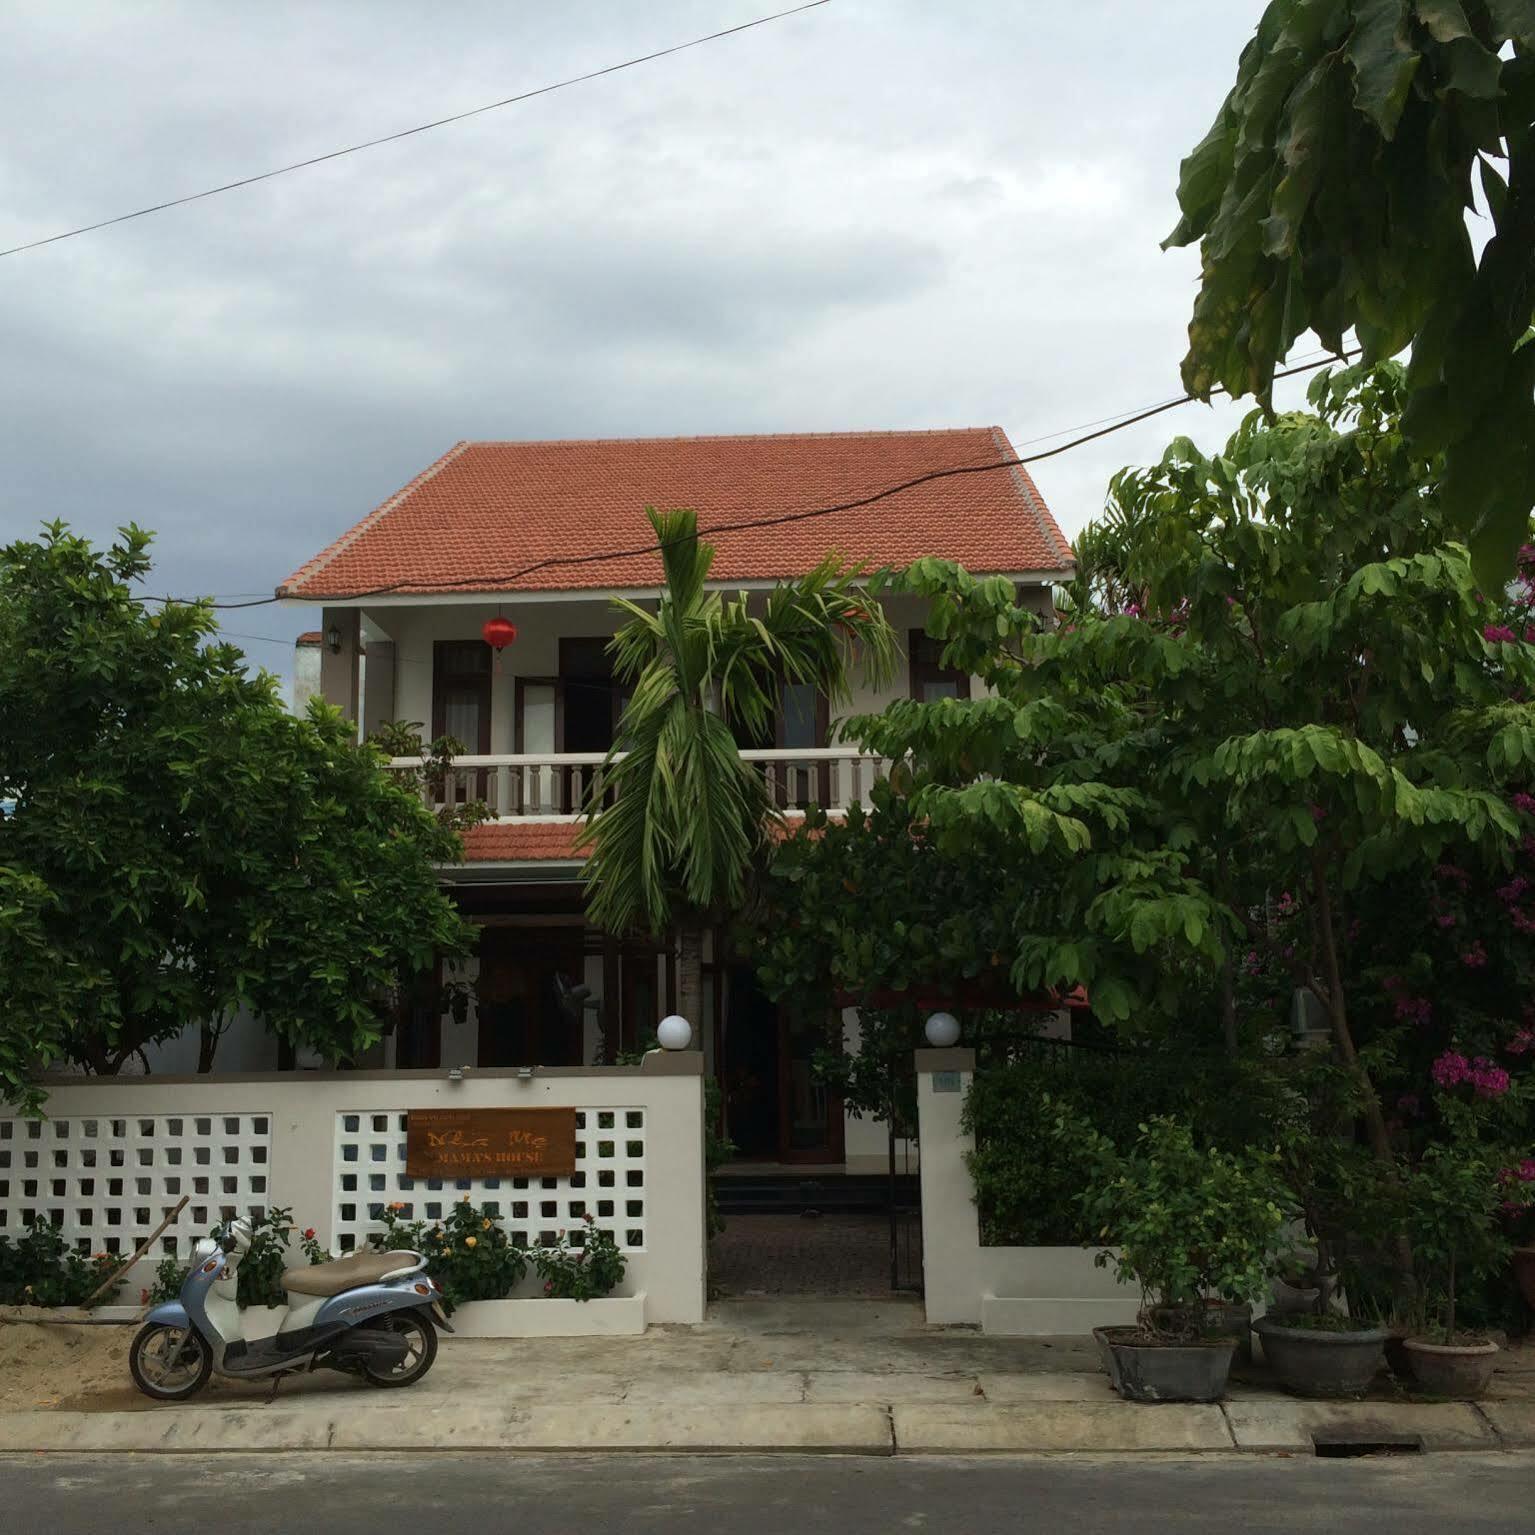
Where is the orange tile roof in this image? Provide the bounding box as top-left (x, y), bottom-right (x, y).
top-left (460, 821), bottom-right (586, 862)
top-left (295, 630), bottom-right (323, 645)
top-left (279, 429), bottom-right (1072, 599)
top-left (459, 813), bottom-right (831, 864)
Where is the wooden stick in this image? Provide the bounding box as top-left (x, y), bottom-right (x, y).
top-left (81, 1193), bottom-right (191, 1307)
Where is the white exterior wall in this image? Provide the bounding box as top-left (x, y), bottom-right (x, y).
top-left (357, 590), bottom-right (942, 745)
top-left (4, 1054), bottom-right (707, 1324)
top-left (914, 1048), bottom-right (1140, 1335)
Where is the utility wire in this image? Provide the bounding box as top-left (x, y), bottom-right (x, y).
top-left (153, 346), bottom-right (1361, 614)
top-left (0, 1), bottom-right (832, 260)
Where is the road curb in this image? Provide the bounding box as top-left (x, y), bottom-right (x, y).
top-left (0, 1398), bottom-right (1528, 1457)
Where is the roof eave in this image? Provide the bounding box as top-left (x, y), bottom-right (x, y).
top-left (276, 566), bottom-right (1075, 608)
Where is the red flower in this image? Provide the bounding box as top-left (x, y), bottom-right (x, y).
top-left (302, 1228), bottom-right (316, 1241)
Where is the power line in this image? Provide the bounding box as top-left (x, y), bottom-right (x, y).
top-left (1005, 346), bottom-right (1340, 452)
top-left (155, 345), bottom-right (1361, 615)
top-left (0, 1), bottom-right (832, 260)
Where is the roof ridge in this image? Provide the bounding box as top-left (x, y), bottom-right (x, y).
top-left (456, 426), bottom-right (998, 448)
top-left (277, 441), bottom-right (470, 597)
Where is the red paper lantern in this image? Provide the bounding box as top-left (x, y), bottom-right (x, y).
top-left (482, 616), bottom-right (518, 651)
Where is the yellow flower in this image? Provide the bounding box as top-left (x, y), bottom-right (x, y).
top-left (481, 1219), bottom-right (491, 1230)
top-left (465, 1236), bottom-right (478, 1249)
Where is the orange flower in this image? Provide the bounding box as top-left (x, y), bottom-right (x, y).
top-left (465, 1236), bottom-right (478, 1249)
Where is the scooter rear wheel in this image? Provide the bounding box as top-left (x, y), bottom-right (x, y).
top-left (360, 1310), bottom-right (437, 1388)
top-left (129, 1322), bottom-right (213, 1401)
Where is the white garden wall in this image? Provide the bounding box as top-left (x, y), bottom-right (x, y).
top-left (914, 1048), bottom-right (1140, 1335)
top-left (1, 1053), bottom-right (707, 1328)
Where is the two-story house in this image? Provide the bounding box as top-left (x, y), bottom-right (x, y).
top-left (281, 429), bottom-right (1073, 1170)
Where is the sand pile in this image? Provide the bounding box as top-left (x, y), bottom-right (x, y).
top-left (0, 1319), bottom-right (134, 1411)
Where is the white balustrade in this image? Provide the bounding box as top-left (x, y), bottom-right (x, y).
top-left (388, 748), bottom-right (892, 823)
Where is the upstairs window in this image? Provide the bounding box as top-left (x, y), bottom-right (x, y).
top-left (909, 631), bottom-right (971, 702)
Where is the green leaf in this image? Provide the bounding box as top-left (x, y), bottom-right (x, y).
top-left (1348, 0), bottom-right (1420, 136)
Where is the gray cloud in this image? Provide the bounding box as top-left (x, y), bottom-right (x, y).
top-left (0, 1), bottom-right (1283, 683)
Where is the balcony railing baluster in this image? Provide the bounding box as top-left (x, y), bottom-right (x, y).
top-left (389, 747), bottom-right (890, 823)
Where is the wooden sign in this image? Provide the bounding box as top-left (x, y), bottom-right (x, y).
top-left (405, 1108), bottom-right (578, 1179)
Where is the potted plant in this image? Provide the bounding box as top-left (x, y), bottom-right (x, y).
top-left (1399, 1139), bottom-right (1525, 1399)
top-left (1257, 1079), bottom-right (1394, 1398)
top-left (1079, 1117), bottom-right (1288, 1403)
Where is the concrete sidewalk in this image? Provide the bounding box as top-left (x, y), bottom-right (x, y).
top-left (2, 1299), bottom-right (1532, 1457)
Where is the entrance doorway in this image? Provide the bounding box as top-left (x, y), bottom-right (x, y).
top-left (475, 926), bottom-right (586, 1067)
top-left (721, 966), bottom-right (842, 1164)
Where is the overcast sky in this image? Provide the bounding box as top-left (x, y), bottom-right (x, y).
top-left (1, 1), bottom-right (1327, 683)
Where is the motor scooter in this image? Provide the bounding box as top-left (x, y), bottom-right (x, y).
top-left (129, 1216), bottom-right (452, 1400)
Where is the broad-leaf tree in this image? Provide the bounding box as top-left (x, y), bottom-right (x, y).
top-left (580, 507), bottom-right (895, 1031)
top-left (853, 366), bottom-right (1535, 1202)
top-left (0, 523), bottom-right (474, 1095)
top-left (1167, 1), bottom-right (1535, 581)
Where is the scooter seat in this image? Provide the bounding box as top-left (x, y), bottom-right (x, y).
top-left (282, 1250), bottom-right (423, 1297)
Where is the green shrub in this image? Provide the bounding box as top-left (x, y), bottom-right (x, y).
top-left (372, 1198), bottom-right (528, 1311)
top-left (1080, 1116), bottom-right (1289, 1329)
top-left (145, 1254), bottom-right (190, 1305)
top-left (963, 1042), bottom-right (1280, 1246)
top-left (531, 1216), bottom-right (627, 1301)
top-left (0, 1220), bottom-right (123, 1307)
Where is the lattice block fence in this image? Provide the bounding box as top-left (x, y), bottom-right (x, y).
top-left (332, 1108), bottom-right (648, 1255)
top-left (0, 1111), bottom-right (272, 1257)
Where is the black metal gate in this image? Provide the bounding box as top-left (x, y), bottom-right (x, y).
top-left (887, 1062), bottom-right (923, 1295)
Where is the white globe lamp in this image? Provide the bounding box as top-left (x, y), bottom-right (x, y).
top-left (656, 1014), bottom-right (693, 1051)
top-left (924, 1011), bottom-right (960, 1048)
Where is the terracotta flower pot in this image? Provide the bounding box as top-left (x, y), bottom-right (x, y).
top-left (1403, 1337), bottom-right (1499, 1400)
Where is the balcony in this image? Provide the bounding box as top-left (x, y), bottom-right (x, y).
top-left (386, 747), bottom-right (894, 822)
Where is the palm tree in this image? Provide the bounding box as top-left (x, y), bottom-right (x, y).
top-left (580, 506), bottom-right (896, 1036)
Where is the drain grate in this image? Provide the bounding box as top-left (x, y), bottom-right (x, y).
top-left (1312, 1435), bottom-right (1424, 1458)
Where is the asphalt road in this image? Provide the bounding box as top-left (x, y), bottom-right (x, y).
top-left (6, 1453), bottom-right (1534, 1532)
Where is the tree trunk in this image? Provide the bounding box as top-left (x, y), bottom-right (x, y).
top-left (676, 920), bottom-right (705, 1041)
top-left (1310, 855), bottom-right (1393, 1165)
top-left (1215, 847), bottom-right (1238, 1057)
top-left (1311, 852), bottom-right (1414, 1287)
top-left (1447, 1250), bottom-right (1456, 1343)
top-left (1219, 938), bottom-right (1239, 1059)
top-left (197, 1018), bottom-right (221, 1074)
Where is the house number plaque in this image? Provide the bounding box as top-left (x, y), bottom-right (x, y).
top-left (405, 1107), bottom-right (578, 1178)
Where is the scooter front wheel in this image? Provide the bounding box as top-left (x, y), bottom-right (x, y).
top-left (129, 1321), bottom-right (213, 1402)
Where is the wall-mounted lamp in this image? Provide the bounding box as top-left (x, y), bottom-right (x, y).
top-left (325, 622), bottom-right (344, 655)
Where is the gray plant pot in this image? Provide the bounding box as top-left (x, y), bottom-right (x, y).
top-left (1198, 1300), bottom-right (1253, 1366)
top-left (1093, 1326), bottom-right (1237, 1403)
top-left (1403, 1337), bottom-right (1499, 1399)
top-left (1254, 1316), bottom-right (1387, 1399)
